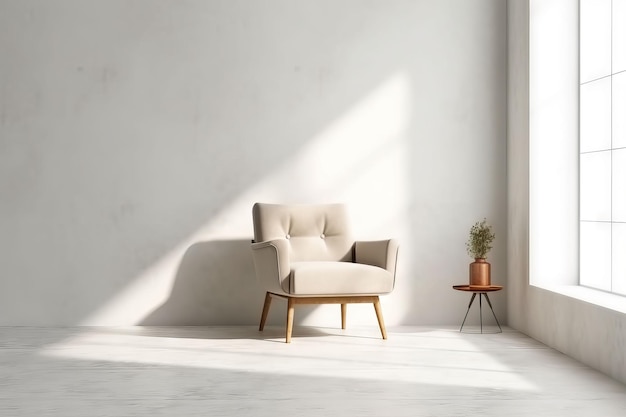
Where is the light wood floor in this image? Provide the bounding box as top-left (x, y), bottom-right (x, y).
top-left (1, 325), bottom-right (625, 416)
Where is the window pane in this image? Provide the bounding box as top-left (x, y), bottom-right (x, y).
top-left (614, 149), bottom-right (626, 222)
top-left (580, 77), bottom-right (612, 153)
top-left (580, 221), bottom-right (612, 291)
top-left (579, 1), bottom-right (626, 296)
top-left (614, 0), bottom-right (626, 73)
top-left (580, 0), bottom-right (612, 82)
top-left (580, 151), bottom-right (612, 221)
top-left (614, 72), bottom-right (626, 149)
top-left (613, 223), bottom-right (626, 295)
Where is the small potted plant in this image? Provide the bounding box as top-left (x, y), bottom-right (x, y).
top-left (466, 218), bottom-right (495, 287)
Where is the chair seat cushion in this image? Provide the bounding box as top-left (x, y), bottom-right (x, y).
top-left (288, 261), bottom-right (394, 295)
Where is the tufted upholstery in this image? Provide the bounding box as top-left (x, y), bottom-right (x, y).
top-left (251, 202), bottom-right (399, 343)
top-left (252, 203), bottom-right (353, 262)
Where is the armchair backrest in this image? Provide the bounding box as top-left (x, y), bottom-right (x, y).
top-left (252, 203), bottom-right (354, 262)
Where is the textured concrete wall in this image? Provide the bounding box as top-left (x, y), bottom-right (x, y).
top-left (0, 0), bottom-right (507, 327)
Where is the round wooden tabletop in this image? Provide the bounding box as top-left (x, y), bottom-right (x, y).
top-left (453, 285), bottom-right (503, 292)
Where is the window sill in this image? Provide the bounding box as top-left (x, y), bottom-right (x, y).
top-left (532, 284), bottom-right (626, 315)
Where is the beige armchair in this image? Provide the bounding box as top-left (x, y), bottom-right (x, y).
top-left (251, 203), bottom-right (399, 343)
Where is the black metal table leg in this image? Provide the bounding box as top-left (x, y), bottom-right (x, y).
top-left (483, 293), bottom-right (502, 333)
top-left (479, 293), bottom-right (483, 333)
top-left (459, 293), bottom-right (477, 332)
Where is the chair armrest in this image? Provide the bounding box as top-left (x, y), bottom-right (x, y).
top-left (251, 238), bottom-right (291, 294)
top-left (354, 239), bottom-right (399, 277)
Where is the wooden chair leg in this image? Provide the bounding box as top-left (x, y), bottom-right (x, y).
top-left (259, 292), bottom-right (272, 331)
top-left (286, 298), bottom-right (295, 343)
top-left (341, 303), bottom-right (347, 329)
top-left (373, 297), bottom-right (387, 340)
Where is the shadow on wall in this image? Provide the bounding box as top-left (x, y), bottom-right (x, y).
top-left (141, 240), bottom-right (260, 325)
top-left (140, 239), bottom-right (325, 326)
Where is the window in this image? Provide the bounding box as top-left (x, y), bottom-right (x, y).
top-left (579, 0), bottom-right (626, 295)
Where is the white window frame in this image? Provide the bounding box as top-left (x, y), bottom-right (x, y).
top-left (579, 0), bottom-right (626, 296)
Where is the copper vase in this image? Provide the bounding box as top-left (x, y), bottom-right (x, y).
top-left (469, 258), bottom-right (491, 287)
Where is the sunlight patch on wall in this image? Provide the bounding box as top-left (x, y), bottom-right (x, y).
top-left (80, 71), bottom-right (413, 326)
top-left (214, 70), bottom-right (413, 238)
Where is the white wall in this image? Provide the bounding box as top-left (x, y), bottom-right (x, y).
top-left (508, 0), bottom-right (626, 385)
top-left (0, 0), bottom-right (507, 327)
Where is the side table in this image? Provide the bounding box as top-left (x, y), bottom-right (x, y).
top-left (452, 285), bottom-right (503, 333)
